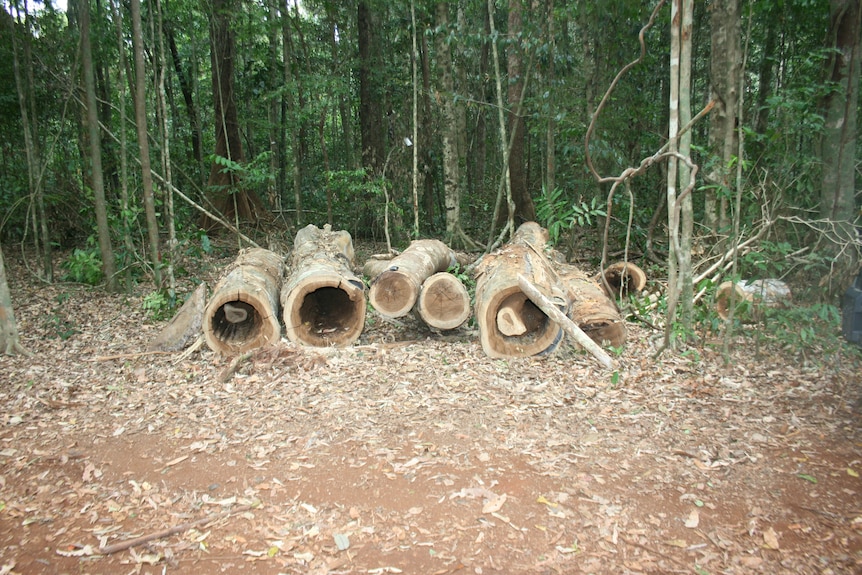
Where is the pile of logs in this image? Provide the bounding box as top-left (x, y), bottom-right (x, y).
top-left (151, 221), bottom-right (643, 367)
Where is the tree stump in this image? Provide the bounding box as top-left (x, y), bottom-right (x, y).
top-left (281, 224), bottom-right (366, 347)
top-left (203, 248), bottom-right (284, 355)
top-left (474, 222), bottom-right (565, 358)
top-left (416, 272), bottom-right (471, 330)
top-left (368, 239), bottom-right (457, 318)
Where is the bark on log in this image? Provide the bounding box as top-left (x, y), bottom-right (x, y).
top-left (368, 239), bottom-right (457, 318)
top-left (474, 222), bottom-right (565, 358)
top-left (558, 263), bottom-right (627, 348)
top-left (281, 224), bottom-right (366, 347)
top-left (203, 248), bottom-right (284, 355)
top-left (148, 282), bottom-right (207, 351)
top-left (595, 262), bottom-right (647, 299)
top-left (715, 279), bottom-right (792, 320)
top-left (416, 272), bottom-right (471, 330)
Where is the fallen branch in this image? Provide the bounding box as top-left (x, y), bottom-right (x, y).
top-left (98, 503), bottom-right (254, 555)
top-left (517, 274), bottom-right (614, 369)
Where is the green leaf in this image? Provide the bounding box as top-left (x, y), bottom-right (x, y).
top-left (797, 473), bottom-right (817, 484)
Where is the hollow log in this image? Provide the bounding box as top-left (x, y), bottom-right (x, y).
top-left (203, 248), bottom-right (284, 355)
top-left (368, 239), bottom-right (457, 318)
top-left (473, 222), bottom-right (566, 358)
top-left (595, 262), bottom-right (647, 299)
top-left (416, 272), bottom-right (471, 330)
top-left (281, 224), bottom-right (366, 347)
top-left (558, 263), bottom-right (627, 348)
top-left (715, 279), bottom-right (792, 321)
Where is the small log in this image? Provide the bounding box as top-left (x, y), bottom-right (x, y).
top-left (473, 222), bottom-right (565, 358)
top-left (715, 279), bottom-right (792, 321)
top-left (203, 248), bottom-right (284, 355)
top-left (558, 263), bottom-right (627, 348)
top-left (147, 282), bottom-right (207, 352)
top-left (517, 274), bottom-right (614, 369)
top-left (281, 224), bottom-right (366, 347)
top-left (595, 262), bottom-right (647, 299)
top-left (416, 272), bottom-right (471, 330)
top-left (368, 239), bottom-right (457, 318)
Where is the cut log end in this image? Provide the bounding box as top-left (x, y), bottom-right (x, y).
top-left (284, 277), bottom-right (366, 347)
top-left (369, 270), bottom-right (418, 318)
top-left (416, 272), bottom-right (471, 331)
top-left (204, 295), bottom-right (280, 356)
top-left (597, 262), bottom-right (648, 298)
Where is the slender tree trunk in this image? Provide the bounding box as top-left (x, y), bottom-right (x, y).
top-left (358, 0), bottom-right (384, 174)
top-left (109, 0), bottom-right (135, 291)
top-left (664, 0), bottom-right (681, 350)
top-left (420, 28), bottom-right (435, 226)
top-left (545, 0), bottom-right (556, 199)
top-left (266, 0), bottom-right (281, 214)
top-left (131, 0), bottom-right (162, 286)
top-left (506, 0), bottom-right (535, 224)
top-left (410, 0), bottom-right (419, 238)
top-left (81, 0), bottom-right (117, 291)
top-left (678, 0), bottom-right (694, 330)
top-left (282, 3), bottom-right (302, 226)
top-left (819, 0), bottom-right (860, 227)
top-left (6, 9), bottom-right (51, 282)
top-left (166, 25), bottom-right (204, 171)
top-left (155, 0), bottom-right (177, 298)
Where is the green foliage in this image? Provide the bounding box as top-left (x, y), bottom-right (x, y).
top-left (141, 290), bottom-right (175, 321)
top-left (535, 189), bottom-right (606, 245)
top-left (62, 247), bottom-right (103, 285)
top-left (757, 303), bottom-right (844, 355)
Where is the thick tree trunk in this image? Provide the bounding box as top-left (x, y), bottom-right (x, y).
top-left (358, 0), bottom-right (384, 174)
top-left (706, 0), bottom-right (740, 233)
top-left (367, 239), bottom-right (457, 318)
top-left (0, 246), bottom-right (28, 356)
top-left (506, 0), bottom-right (535, 224)
top-left (820, 0), bottom-right (860, 225)
top-left (281, 225), bottom-right (366, 347)
top-left (204, 249), bottom-right (284, 355)
top-left (204, 0), bottom-right (263, 230)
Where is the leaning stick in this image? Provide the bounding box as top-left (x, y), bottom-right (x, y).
top-left (98, 504), bottom-right (254, 555)
top-left (517, 274), bottom-right (614, 369)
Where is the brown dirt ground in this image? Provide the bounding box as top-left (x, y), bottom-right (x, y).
top-left (1, 248), bottom-right (861, 575)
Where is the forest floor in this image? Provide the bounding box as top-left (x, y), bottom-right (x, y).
top-left (0, 244), bottom-right (861, 575)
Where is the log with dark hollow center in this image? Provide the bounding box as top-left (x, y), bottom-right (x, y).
top-left (282, 224), bottom-right (366, 347)
top-left (474, 222), bottom-right (564, 358)
top-left (203, 248), bottom-right (284, 355)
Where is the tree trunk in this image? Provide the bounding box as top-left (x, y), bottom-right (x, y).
top-left (166, 25), bottom-right (203, 171)
top-left (281, 225), bottom-right (366, 348)
top-left (678, 0), bottom-right (694, 330)
top-left (819, 0), bottom-right (861, 226)
top-left (282, 2), bottom-right (302, 226)
top-left (204, 0), bottom-right (263, 230)
top-left (81, 0), bottom-right (117, 291)
top-left (367, 239), bottom-right (457, 318)
top-left (706, 0), bottom-right (740, 233)
top-left (0, 246), bottom-right (28, 356)
top-left (436, 2), bottom-right (463, 246)
top-left (506, 0), bottom-right (535, 224)
top-left (358, 0), bottom-right (384, 174)
top-left (204, 248), bottom-right (284, 356)
top-left (545, 0), bottom-right (556, 199)
top-left (131, 0), bottom-right (162, 286)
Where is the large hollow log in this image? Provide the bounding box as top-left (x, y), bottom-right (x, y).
top-left (281, 224), bottom-right (366, 347)
top-left (595, 261), bottom-right (647, 299)
top-left (416, 272), bottom-right (471, 330)
top-left (558, 263), bottom-right (626, 348)
top-left (474, 222), bottom-right (566, 358)
top-left (203, 248), bottom-right (284, 355)
top-left (368, 239), bottom-right (457, 318)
